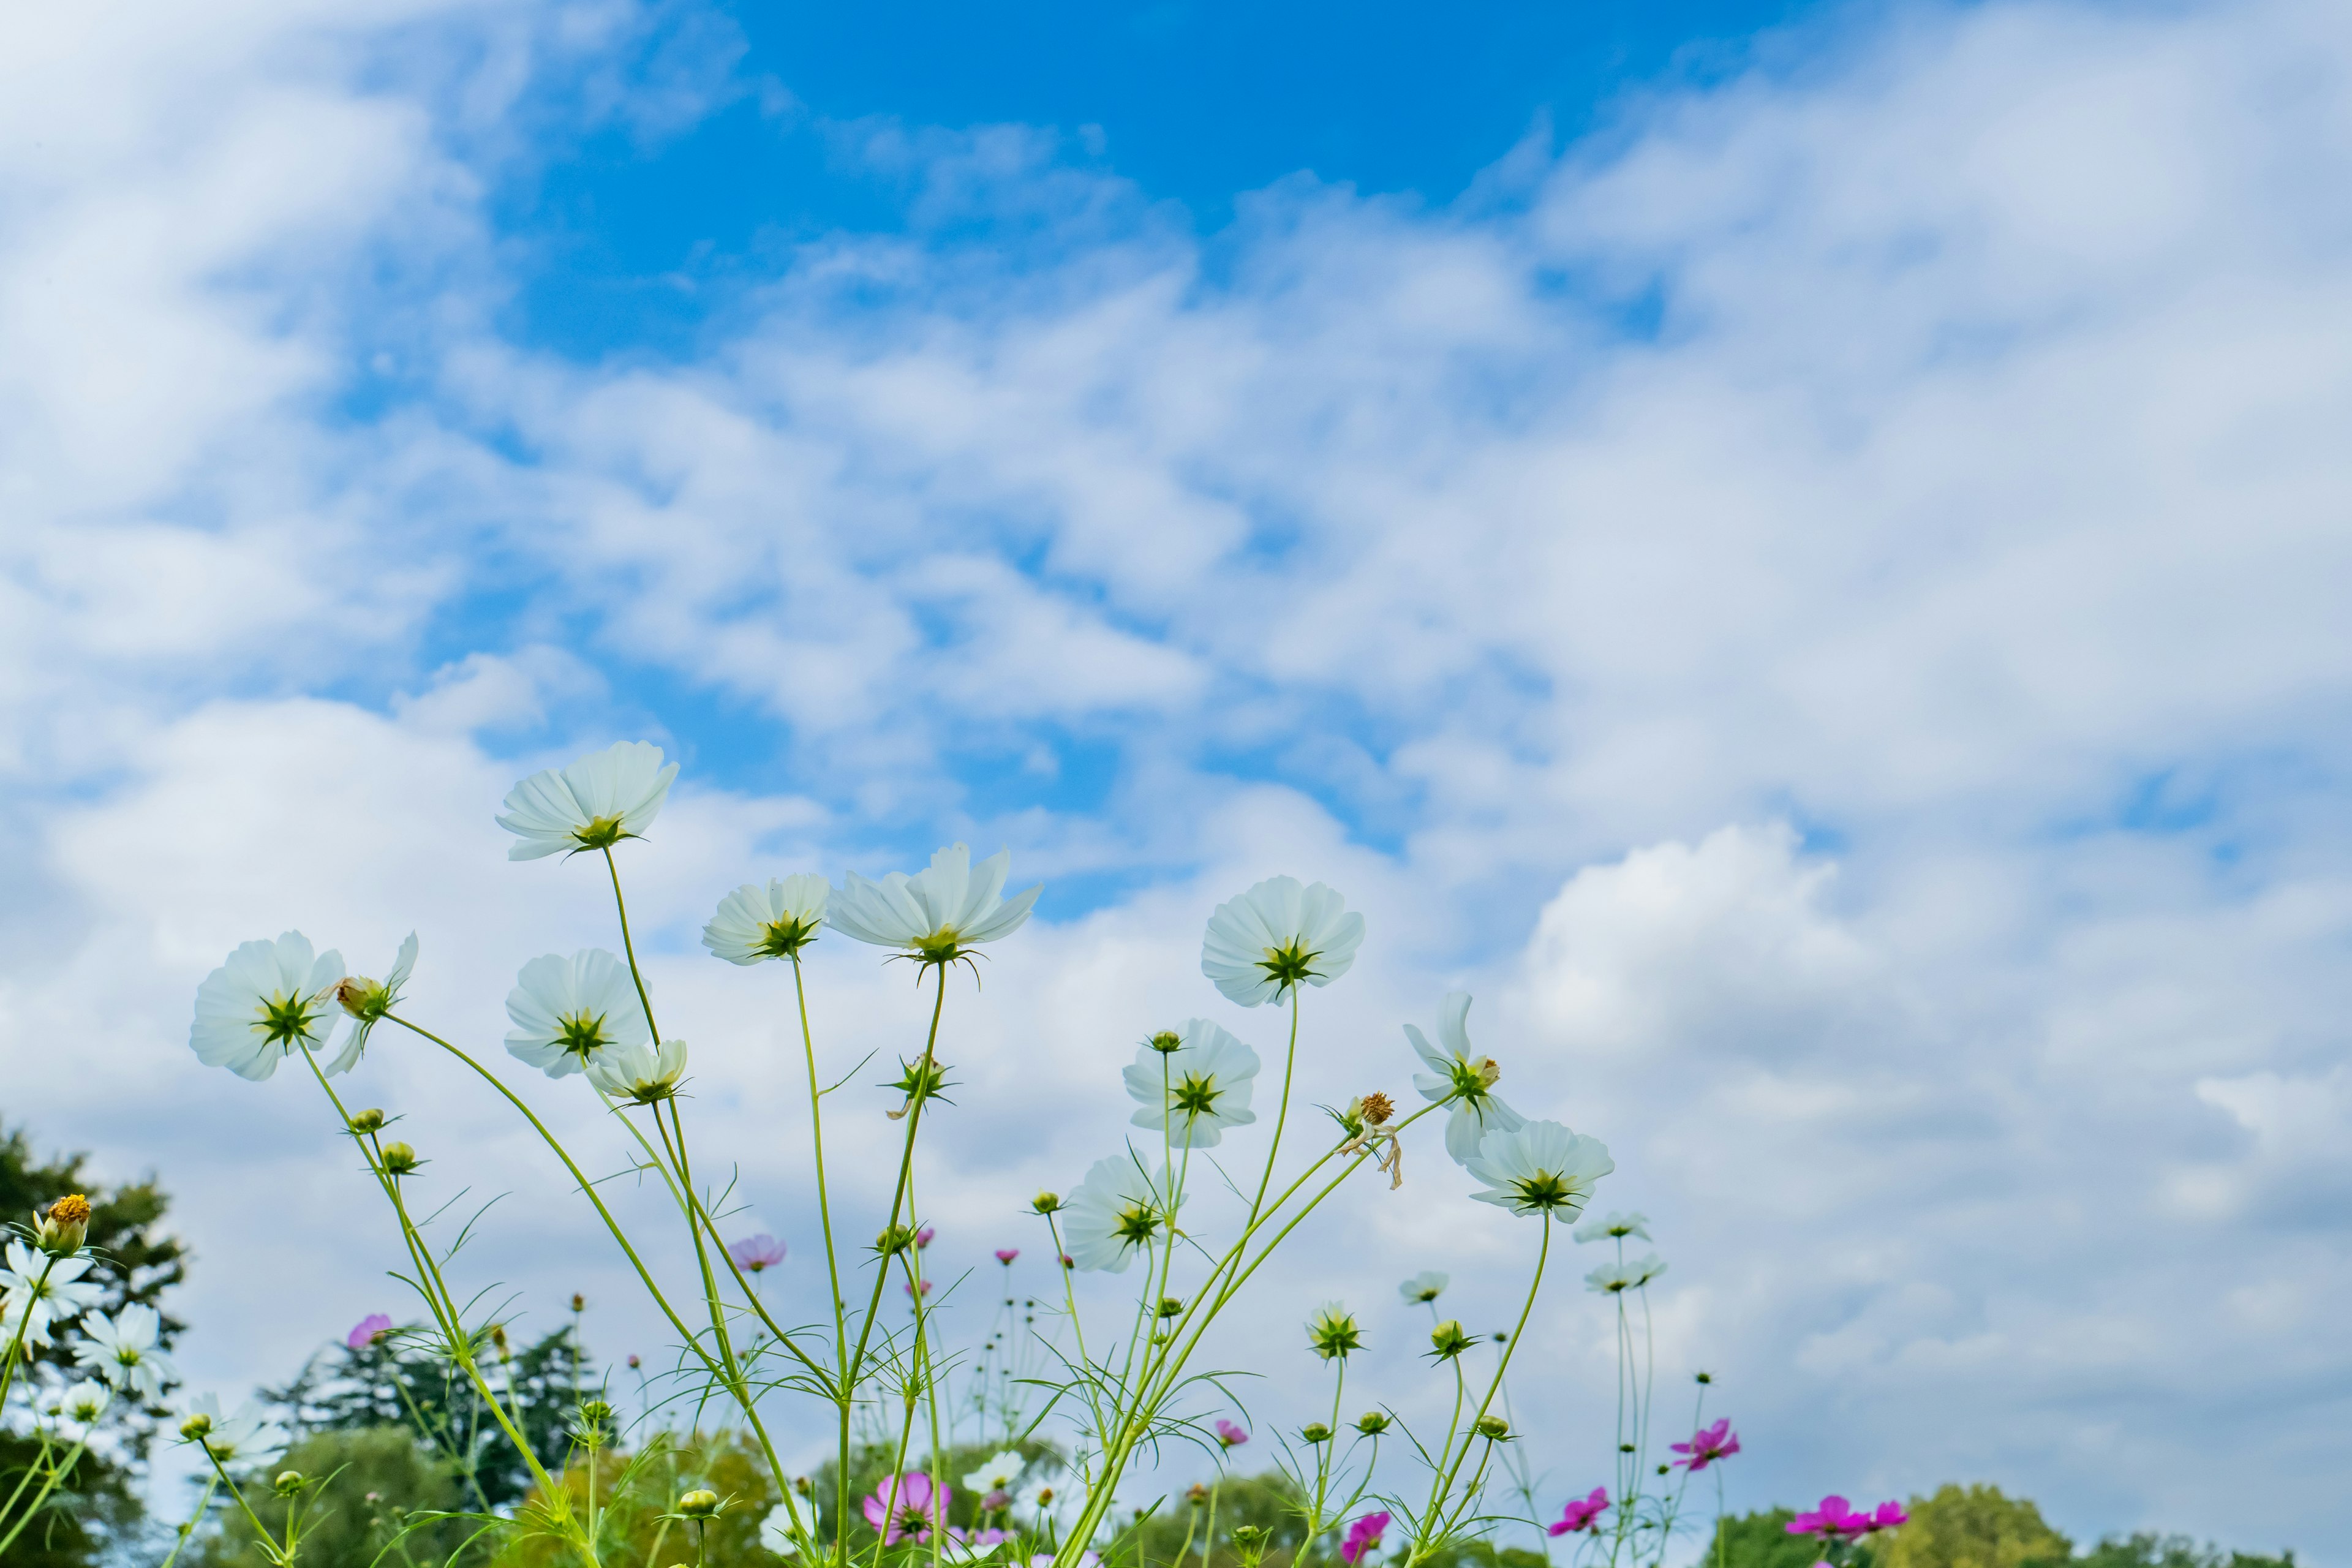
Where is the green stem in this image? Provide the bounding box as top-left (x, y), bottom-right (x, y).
top-left (157, 1475), bottom-right (220, 1568)
top-left (0, 1435), bottom-right (84, 1558)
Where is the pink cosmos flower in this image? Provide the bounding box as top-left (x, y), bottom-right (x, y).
top-left (1787, 1498), bottom-right (1875, 1542)
top-left (1216, 1419), bottom-right (1249, 1447)
top-left (916, 1226), bottom-right (936, 1249)
top-left (1549, 1488), bottom-right (1609, 1536)
top-left (1341, 1511), bottom-right (1392, 1564)
top-left (864, 1473), bottom-right (950, 1543)
top-left (1671, 1419), bottom-right (1741, 1471)
top-left (996, 1248), bottom-right (1019, 1264)
top-left (729, 1234), bottom-right (786, 1273)
top-left (346, 1313), bottom-right (394, 1351)
top-left (1870, 1502), bottom-right (1909, 1532)
top-left (905, 1279), bottom-right (932, 1298)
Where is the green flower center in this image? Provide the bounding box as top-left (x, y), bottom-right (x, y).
top-left (571, 814), bottom-right (628, 850)
top-left (554, 1012), bottom-right (611, 1060)
top-left (756, 916), bottom-right (821, 959)
top-left (1111, 1202), bottom-right (1163, 1250)
top-left (256, 990), bottom-right (326, 1049)
top-left (913, 929), bottom-right (967, 966)
top-left (1256, 941), bottom-right (1320, 990)
top-left (1170, 1073), bottom-right (1223, 1118)
top-left (1511, 1170), bottom-right (1577, 1212)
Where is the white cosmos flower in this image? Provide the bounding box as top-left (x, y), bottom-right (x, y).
top-left (504, 950), bottom-right (650, 1078)
top-left (189, 932), bottom-right (347, 1082)
top-left (44, 1379), bottom-right (113, 1435)
top-left (1121, 1021), bottom-right (1260, 1149)
top-left (74, 1304), bottom-right (177, 1401)
top-left (496, 740), bottom-right (679, 861)
top-left (1062, 1156), bottom-right (1178, 1273)
top-left (185, 1394), bottom-right (287, 1472)
top-left (761, 1502), bottom-right (798, 1556)
top-left (962, 1449), bottom-right (1027, 1494)
top-left (1585, 1259), bottom-right (1665, 1294)
top-left (1406, 993), bottom-right (1526, 1165)
top-left (324, 932), bottom-right (418, 1075)
top-left (703, 875), bottom-right (831, 964)
top-left (829, 844), bottom-right (1041, 963)
top-left (586, 1036), bottom-right (689, 1104)
top-left (1, 1240), bottom-right (105, 1345)
top-left (1572, 1210), bottom-right (1652, 1245)
top-left (1464, 1121), bottom-right (1615, 1221)
top-left (1398, 1270), bottom-right (1449, 1305)
top-left (1200, 876), bottom-right (1365, 1006)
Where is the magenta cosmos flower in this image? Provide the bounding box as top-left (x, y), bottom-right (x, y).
top-left (1787, 1498), bottom-right (1891, 1541)
top-left (916, 1226), bottom-right (936, 1248)
top-left (345, 1313), bottom-right (394, 1351)
top-left (1549, 1488), bottom-right (1608, 1536)
top-left (995, 1248), bottom-right (1019, 1264)
top-left (864, 1474), bottom-right (950, 1543)
top-left (729, 1234), bottom-right (786, 1273)
top-left (1672, 1419), bottom-right (1741, 1471)
top-left (1216, 1419), bottom-right (1249, 1448)
top-left (1341, 1512), bottom-right (1392, 1564)
top-left (1870, 1502), bottom-right (1909, 1531)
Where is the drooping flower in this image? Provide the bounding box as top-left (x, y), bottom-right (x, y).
top-left (1466, 1121), bottom-right (1613, 1220)
top-left (863, 1472), bottom-right (950, 1543)
top-left (1061, 1157), bottom-right (1178, 1273)
top-left (1406, 993), bottom-right (1525, 1165)
top-left (1787, 1498), bottom-right (1877, 1541)
top-left (183, 1394), bottom-right (288, 1472)
top-left (1215, 1419), bottom-right (1249, 1448)
top-left (1549, 1488), bottom-right (1610, 1536)
top-left (962, 1450), bottom-right (1027, 1494)
top-left (729, 1235), bottom-right (786, 1274)
top-left (325, 933), bottom-right (419, 1074)
top-left (1398, 1271), bottom-right (1448, 1305)
top-left (496, 740), bottom-right (679, 861)
top-left (345, 1313), bottom-right (394, 1351)
top-left (190, 933), bottom-right (348, 1082)
top-left (1200, 876), bottom-right (1365, 1006)
top-left (1341, 1512), bottom-right (1392, 1565)
top-left (503, 950), bottom-right (649, 1078)
top-left (0, 1240), bottom-right (104, 1346)
top-left (1306, 1303), bottom-right (1365, 1360)
top-left (994, 1248), bottom-right (1019, 1264)
top-left (829, 845), bottom-right (1041, 968)
top-left (1122, 1020), bottom-right (1261, 1148)
top-left (586, 1036), bottom-right (690, 1104)
top-left (1572, 1210), bottom-right (1651, 1244)
top-left (1671, 1418), bottom-right (1740, 1471)
top-left (703, 876), bottom-right (831, 965)
top-left (75, 1305), bottom-right (179, 1401)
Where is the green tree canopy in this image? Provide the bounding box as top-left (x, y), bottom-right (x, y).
top-left (1878, 1484), bottom-right (2072, 1568)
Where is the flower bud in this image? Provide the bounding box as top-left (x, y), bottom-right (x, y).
top-left (1428, 1319), bottom-right (1474, 1360)
top-left (1475, 1415), bottom-right (1510, 1440)
top-left (677, 1489), bottom-right (721, 1518)
top-left (1475, 1056), bottom-right (1502, 1088)
top-left (179, 1412), bottom-right (213, 1441)
top-left (1355, 1411), bottom-right (1391, 1435)
top-left (273, 1471), bottom-right (306, 1497)
top-left (794, 1476), bottom-right (814, 1496)
top-left (1148, 1030), bottom-right (1183, 1054)
top-left (1618, 1441), bottom-right (1636, 1453)
top-left (875, 1224), bottom-right (916, 1256)
top-left (1232, 1526), bottom-right (1268, 1548)
top-left (1186, 1483), bottom-right (1210, 1506)
top-left (379, 1142), bottom-right (419, 1176)
top-left (1032, 1191), bottom-right (1061, 1214)
top-left (1156, 1296), bottom-right (1185, 1319)
top-left (37, 1194), bottom-right (91, 1254)
top-left (349, 1109), bottom-right (386, 1134)
top-left (1036, 1487), bottom-right (1056, 1506)
top-left (571, 1292), bottom-right (586, 1313)
top-left (1657, 1464), bottom-right (1671, 1476)
top-left (1694, 1371), bottom-right (1713, 1385)
top-left (1301, 1422), bottom-right (1332, 1444)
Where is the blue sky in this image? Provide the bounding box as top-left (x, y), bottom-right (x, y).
top-left (6, 0), bottom-right (2352, 1558)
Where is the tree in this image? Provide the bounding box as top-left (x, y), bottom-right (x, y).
top-left (2075, 1534), bottom-right (2294, 1568)
top-left (1711, 1507), bottom-right (1855, 1568)
top-left (188, 1427), bottom-right (475, 1568)
top-left (1877, 1485), bottom-right (2072, 1568)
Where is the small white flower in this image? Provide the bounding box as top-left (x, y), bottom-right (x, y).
top-left (1, 1240), bottom-right (105, 1344)
top-left (829, 845), bottom-right (1041, 965)
top-left (962, 1449), bottom-right (1027, 1494)
top-left (761, 1502), bottom-right (799, 1556)
top-left (1061, 1156), bottom-right (1178, 1273)
top-left (1572, 1210), bottom-right (1651, 1245)
top-left (496, 740), bottom-right (679, 861)
top-left (1407, 993), bottom-right (1525, 1165)
top-left (74, 1304), bottom-right (177, 1402)
top-left (1585, 1254), bottom-right (1665, 1294)
top-left (324, 932), bottom-right (418, 1075)
top-left (504, 950), bottom-right (650, 1078)
top-left (1121, 1022), bottom-right (1260, 1149)
top-left (189, 932), bottom-right (347, 1082)
top-left (1200, 876), bottom-right (1365, 1007)
top-left (47, 1378), bottom-right (112, 1431)
top-left (703, 875), bottom-right (831, 965)
top-left (1464, 1121), bottom-right (1614, 1221)
top-left (1398, 1270), bottom-right (1449, 1305)
top-left (184, 1395), bottom-right (287, 1473)
top-left (586, 1036), bottom-right (690, 1104)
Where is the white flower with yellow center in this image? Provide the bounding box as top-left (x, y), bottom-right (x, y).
top-left (496, 740), bottom-right (679, 861)
top-left (829, 845), bottom-right (1041, 968)
top-left (183, 1394), bottom-right (287, 1472)
top-left (1121, 1021), bottom-right (1260, 1149)
top-left (1, 1240), bottom-right (105, 1346)
top-left (190, 932), bottom-right (347, 1082)
top-left (74, 1304), bottom-right (177, 1401)
top-left (44, 1379), bottom-right (112, 1435)
top-left (1465, 1121), bottom-right (1613, 1221)
top-left (504, 950), bottom-right (650, 1077)
top-left (962, 1449), bottom-right (1027, 1494)
top-left (587, 1036), bottom-right (690, 1104)
top-left (703, 875), bottom-right (831, 965)
top-left (1398, 1270), bottom-right (1449, 1305)
top-left (1572, 1210), bottom-right (1651, 1245)
top-left (1061, 1156), bottom-right (1180, 1273)
top-left (1200, 876), bottom-right (1365, 1007)
top-left (1406, 992), bottom-right (1525, 1165)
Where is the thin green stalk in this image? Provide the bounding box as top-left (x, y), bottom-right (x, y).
top-left (1413, 1219), bottom-right (1553, 1562)
top-left (0, 1434), bottom-right (83, 1557)
top-left (0, 1254), bottom-right (60, 1412)
top-left (157, 1475), bottom-right (219, 1568)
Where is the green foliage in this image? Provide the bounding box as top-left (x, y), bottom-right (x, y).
top-left (484, 1430), bottom-right (785, 1567)
top-left (187, 1427), bottom-right (472, 1568)
top-left (1879, 1485), bottom-right (2072, 1568)
top-left (0, 1431), bottom-right (144, 1567)
top-left (1125, 1471), bottom-right (1310, 1568)
top-left (2073, 1534), bottom-right (2294, 1568)
top-left (1711, 1507), bottom-right (1857, 1568)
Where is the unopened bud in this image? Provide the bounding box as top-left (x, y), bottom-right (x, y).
top-left (1032, 1191), bottom-right (1061, 1214)
top-left (1156, 1295), bottom-right (1184, 1319)
top-left (379, 1142), bottom-right (419, 1176)
top-left (274, 1471), bottom-right (305, 1497)
top-left (1148, 1030), bottom-right (1183, 1054)
top-left (179, 1412), bottom-right (213, 1441)
top-left (1476, 1415), bottom-right (1510, 1440)
top-left (1429, 1319), bottom-right (1474, 1360)
top-left (1301, 1422), bottom-right (1332, 1444)
top-left (1619, 1442), bottom-right (1636, 1453)
top-left (349, 1108), bottom-right (386, 1134)
top-left (37, 1194), bottom-right (91, 1253)
top-left (794, 1476), bottom-right (814, 1496)
top-left (1694, 1371), bottom-right (1714, 1384)
top-left (571, 1293), bottom-right (586, 1313)
top-left (1355, 1411), bottom-right (1391, 1435)
top-left (1036, 1488), bottom-right (1055, 1506)
top-left (677, 1489), bottom-right (720, 1518)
